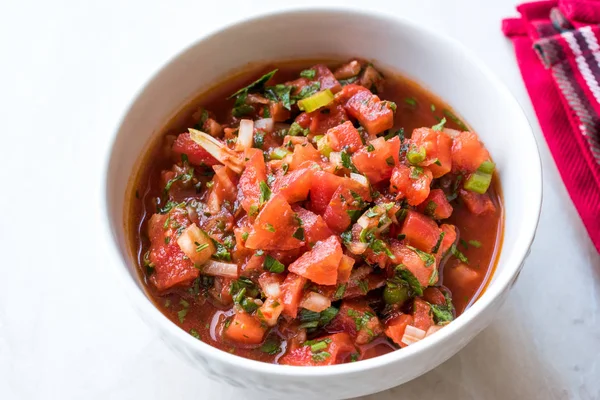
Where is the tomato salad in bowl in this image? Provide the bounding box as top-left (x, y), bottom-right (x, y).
top-left (131, 60), bottom-right (502, 366)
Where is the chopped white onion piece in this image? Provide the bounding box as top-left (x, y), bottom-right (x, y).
top-left (236, 119), bottom-right (254, 150)
top-left (189, 128), bottom-right (243, 173)
top-left (254, 118), bottom-right (274, 133)
top-left (347, 241), bottom-right (368, 255)
top-left (443, 128), bottom-right (461, 138)
top-left (329, 151), bottom-right (343, 167)
top-left (176, 224), bottom-right (215, 265)
top-left (259, 298), bottom-right (284, 327)
top-left (375, 220), bottom-right (392, 234)
top-left (357, 214), bottom-right (371, 229)
top-left (201, 260), bottom-right (239, 278)
top-left (300, 292), bottom-right (331, 313)
top-left (426, 325), bottom-right (443, 337)
top-left (350, 173), bottom-right (369, 187)
top-left (401, 325), bottom-right (427, 346)
top-left (260, 281), bottom-right (281, 299)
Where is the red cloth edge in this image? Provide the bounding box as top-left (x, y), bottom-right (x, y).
top-left (502, 19), bottom-right (600, 253)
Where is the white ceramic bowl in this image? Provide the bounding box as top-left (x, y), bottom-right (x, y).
top-left (103, 7), bottom-right (542, 400)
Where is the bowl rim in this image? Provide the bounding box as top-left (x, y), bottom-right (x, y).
top-left (102, 5), bottom-right (543, 377)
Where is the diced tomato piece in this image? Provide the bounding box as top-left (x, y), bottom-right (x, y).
top-left (147, 212), bottom-right (199, 291)
top-left (412, 298), bottom-right (434, 332)
top-left (289, 143), bottom-right (321, 171)
top-left (327, 300), bottom-right (383, 344)
top-left (209, 165), bottom-right (238, 210)
top-left (208, 276), bottom-right (234, 306)
top-left (280, 272), bottom-right (307, 318)
top-left (223, 312), bottom-right (267, 345)
top-left (337, 255), bottom-right (355, 284)
top-left (309, 171), bottom-right (346, 214)
top-left (418, 189), bottom-right (453, 219)
top-left (400, 210), bottom-right (441, 253)
top-left (325, 121), bottom-right (363, 153)
top-left (312, 64), bottom-right (342, 94)
top-left (342, 270), bottom-right (387, 299)
top-left (292, 206), bottom-right (334, 244)
top-left (423, 287), bottom-right (446, 305)
top-left (279, 333), bottom-right (356, 366)
top-left (272, 167), bottom-right (314, 203)
top-left (352, 136), bottom-right (400, 184)
top-left (390, 242), bottom-right (437, 288)
top-left (459, 189), bottom-right (496, 215)
top-left (288, 235), bottom-right (342, 285)
top-left (435, 224), bottom-right (457, 265)
top-left (410, 128), bottom-right (452, 178)
top-left (240, 252), bottom-right (266, 276)
top-left (390, 164), bottom-right (433, 206)
top-left (344, 90), bottom-right (394, 136)
top-left (294, 112), bottom-right (312, 129)
top-left (238, 148), bottom-right (267, 214)
top-left (258, 272), bottom-right (285, 297)
top-left (444, 263), bottom-right (481, 290)
top-left (172, 132), bottom-right (220, 166)
top-left (308, 104), bottom-right (349, 135)
top-left (269, 101), bottom-right (291, 122)
top-left (335, 84), bottom-right (370, 104)
top-left (384, 314), bottom-right (413, 346)
top-left (451, 131), bottom-right (490, 173)
top-left (322, 186), bottom-right (365, 233)
top-left (245, 194), bottom-right (303, 250)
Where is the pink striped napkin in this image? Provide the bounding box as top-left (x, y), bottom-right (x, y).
top-left (503, 0), bottom-right (600, 253)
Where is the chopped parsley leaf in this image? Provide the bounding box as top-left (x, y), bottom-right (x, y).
top-left (404, 97), bottom-right (417, 108)
top-left (260, 338), bottom-right (281, 355)
top-left (293, 227), bottom-right (305, 241)
top-left (259, 181), bottom-right (271, 205)
top-left (333, 284), bottom-right (346, 300)
top-left (263, 255), bottom-right (285, 273)
top-left (252, 130), bottom-right (264, 149)
top-left (264, 223), bottom-right (276, 232)
top-left (264, 84), bottom-right (293, 110)
top-left (396, 265), bottom-right (423, 296)
top-left (190, 329), bottom-right (201, 339)
top-left (407, 245), bottom-right (435, 267)
top-left (300, 69), bottom-right (316, 79)
top-left (432, 117), bottom-right (447, 131)
top-left (341, 150), bottom-right (359, 173)
top-left (228, 69), bottom-right (278, 99)
top-left (431, 231), bottom-right (446, 254)
top-left (468, 240), bottom-right (482, 248)
top-left (443, 110), bottom-right (468, 131)
top-left (451, 244), bottom-right (469, 263)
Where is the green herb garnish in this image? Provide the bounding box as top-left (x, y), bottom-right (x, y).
top-left (228, 69), bottom-right (278, 99)
top-left (300, 69), bottom-right (316, 79)
top-left (340, 150), bottom-right (359, 173)
top-left (450, 244), bottom-right (469, 263)
top-left (396, 265), bottom-right (423, 296)
top-left (259, 181), bottom-right (271, 205)
top-left (443, 110), bottom-right (468, 131)
top-left (263, 255), bottom-right (285, 273)
top-left (432, 117), bottom-right (446, 131)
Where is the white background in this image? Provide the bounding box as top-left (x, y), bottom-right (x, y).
top-left (1, 0), bottom-right (599, 399)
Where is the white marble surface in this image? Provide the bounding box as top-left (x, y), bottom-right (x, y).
top-left (1, 0), bottom-right (599, 399)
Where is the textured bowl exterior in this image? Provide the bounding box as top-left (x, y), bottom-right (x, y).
top-left (103, 8), bottom-right (542, 400)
